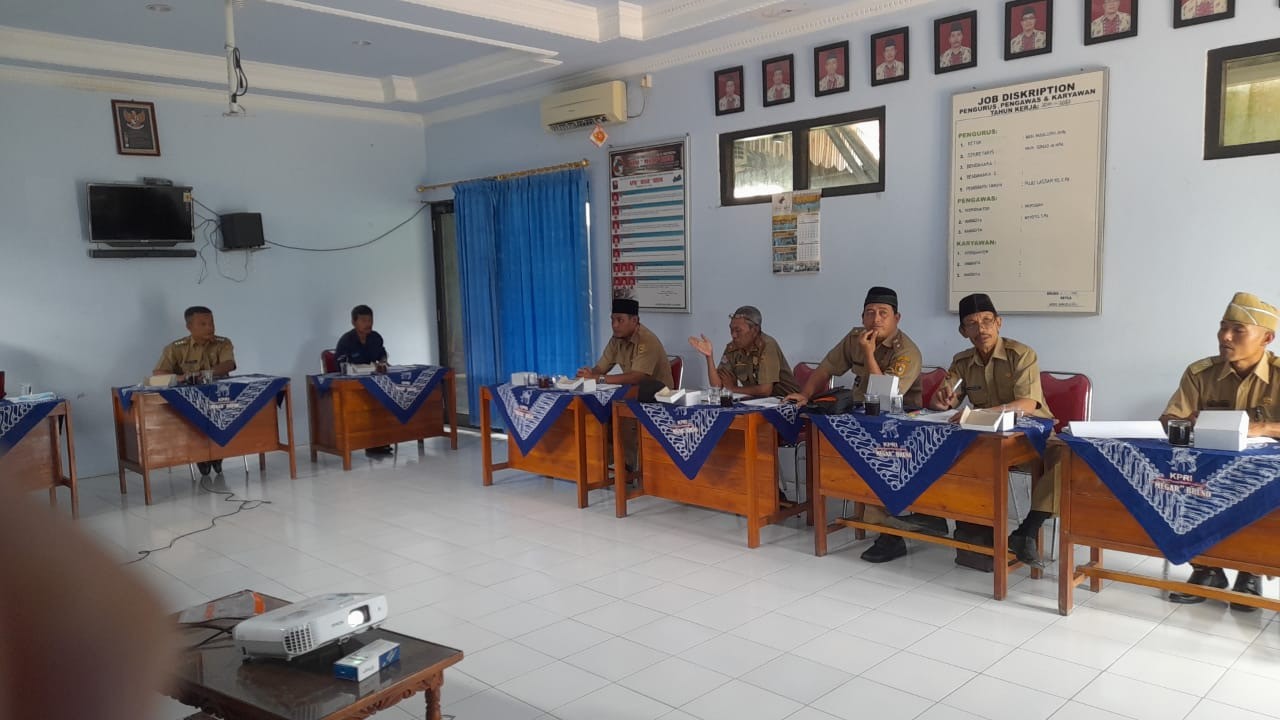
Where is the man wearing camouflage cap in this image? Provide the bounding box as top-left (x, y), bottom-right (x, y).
top-left (1162, 291), bottom-right (1280, 607)
top-left (688, 305), bottom-right (800, 399)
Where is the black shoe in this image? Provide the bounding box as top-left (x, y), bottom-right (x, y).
top-left (211, 459), bottom-right (223, 474)
top-left (196, 461), bottom-right (212, 476)
top-left (1009, 535), bottom-right (1046, 569)
top-left (1168, 567), bottom-right (1228, 604)
top-left (365, 445), bottom-right (394, 456)
top-left (910, 514), bottom-right (950, 537)
top-left (1231, 572), bottom-right (1261, 612)
top-left (860, 534), bottom-right (907, 563)
top-left (779, 488), bottom-right (793, 505)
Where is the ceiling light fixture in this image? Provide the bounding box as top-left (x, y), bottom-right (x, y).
top-left (145, 3), bottom-right (173, 12)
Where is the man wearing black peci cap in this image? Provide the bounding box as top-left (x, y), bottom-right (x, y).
top-left (785, 287), bottom-right (935, 563)
top-left (578, 297), bottom-right (675, 389)
top-left (932, 293), bottom-right (1056, 568)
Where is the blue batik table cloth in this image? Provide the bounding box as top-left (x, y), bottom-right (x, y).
top-left (626, 400), bottom-right (803, 480)
top-left (0, 396), bottom-right (62, 458)
top-left (808, 412), bottom-right (1055, 516)
top-left (1061, 434), bottom-right (1280, 565)
top-left (116, 375), bottom-right (289, 447)
top-left (490, 383), bottom-right (631, 456)
top-left (310, 365), bottom-right (447, 424)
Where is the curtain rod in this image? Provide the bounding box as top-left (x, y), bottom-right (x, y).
top-left (416, 159), bottom-right (590, 193)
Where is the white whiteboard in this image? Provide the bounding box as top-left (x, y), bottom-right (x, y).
top-left (948, 69), bottom-right (1108, 314)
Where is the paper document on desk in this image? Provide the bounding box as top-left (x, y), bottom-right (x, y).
top-left (908, 409), bottom-right (955, 424)
top-left (1068, 421), bottom-right (1167, 439)
top-left (742, 397), bottom-right (781, 407)
top-left (1247, 437), bottom-right (1278, 447)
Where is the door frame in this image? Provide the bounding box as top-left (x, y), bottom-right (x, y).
top-left (430, 201), bottom-right (472, 427)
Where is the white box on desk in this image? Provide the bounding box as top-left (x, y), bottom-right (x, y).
top-left (555, 378), bottom-right (584, 391)
top-left (581, 379), bottom-right (597, 392)
top-left (510, 372), bottom-right (536, 386)
top-left (866, 373), bottom-right (899, 399)
top-left (958, 407), bottom-right (1014, 433)
top-left (655, 388), bottom-right (685, 404)
top-left (1194, 410), bottom-right (1248, 452)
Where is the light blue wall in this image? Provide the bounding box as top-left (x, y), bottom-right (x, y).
top-left (1, 79), bottom-right (434, 477)
top-left (425, 2), bottom-right (1280, 420)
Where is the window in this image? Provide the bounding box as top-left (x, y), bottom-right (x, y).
top-left (1205, 38), bottom-right (1280, 160)
top-left (720, 107), bottom-right (885, 205)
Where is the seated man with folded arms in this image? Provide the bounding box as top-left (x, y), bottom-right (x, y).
top-left (577, 297), bottom-right (674, 388)
top-left (336, 304), bottom-right (393, 455)
top-left (784, 286), bottom-right (937, 563)
top-left (1161, 291), bottom-right (1280, 608)
top-left (688, 305), bottom-right (800, 399)
top-left (932, 293), bottom-right (1055, 567)
top-left (154, 305), bottom-right (236, 476)
top-left (335, 304), bottom-right (388, 366)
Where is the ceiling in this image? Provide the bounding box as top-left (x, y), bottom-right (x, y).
top-left (0, 0), bottom-right (934, 122)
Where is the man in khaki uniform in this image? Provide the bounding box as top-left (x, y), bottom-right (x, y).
top-left (154, 305), bottom-right (237, 475)
top-left (578, 298), bottom-right (674, 388)
top-left (932, 293), bottom-right (1056, 567)
top-left (1162, 291), bottom-right (1280, 608)
top-left (688, 305), bottom-right (799, 398)
top-left (785, 287), bottom-right (933, 563)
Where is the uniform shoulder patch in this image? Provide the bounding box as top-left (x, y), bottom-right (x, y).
top-left (1188, 356), bottom-right (1217, 375)
top-left (889, 356), bottom-right (910, 376)
top-left (172, 338), bottom-right (188, 346)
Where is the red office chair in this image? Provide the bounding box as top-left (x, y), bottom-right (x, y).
top-left (321, 350), bottom-right (339, 374)
top-left (792, 361), bottom-right (832, 391)
top-left (1039, 370), bottom-right (1093, 563)
top-left (668, 355), bottom-right (683, 389)
top-left (920, 366), bottom-right (946, 408)
top-left (1041, 370), bottom-right (1092, 432)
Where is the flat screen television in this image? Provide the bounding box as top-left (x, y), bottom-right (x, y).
top-left (87, 183), bottom-right (195, 244)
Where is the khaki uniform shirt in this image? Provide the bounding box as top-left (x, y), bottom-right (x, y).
top-left (1163, 351), bottom-right (1280, 423)
top-left (154, 336), bottom-right (236, 376)
top-left (943, 337), bottom-right (1052, 419)
top-left (818, 327), bottom-right (923, 407)
top-left (717, 332), bottom-right (800, 398)
top-left (592, 324), bottom-right (675, 388)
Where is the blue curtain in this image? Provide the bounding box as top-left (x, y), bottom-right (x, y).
top-left (454, 168), bottom-right (591, 417)
top-left (453, 179), bottom-right (502, 418)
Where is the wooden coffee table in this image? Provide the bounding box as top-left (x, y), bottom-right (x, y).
top-left (169, 591), bottom-right (463, 720)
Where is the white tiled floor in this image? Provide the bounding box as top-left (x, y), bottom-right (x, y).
top-left (53, 432), bottom-right (1280, 720)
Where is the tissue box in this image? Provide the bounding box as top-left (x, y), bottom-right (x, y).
top-left (866, 373), bottom-right (899, 400)
top-left (959, 408), bottom-right (1014, 433)
top-left (334, 639), bottom-right (401, 682)
top-left (655, 388), bottom-right (685, 404)
top-left (1193, 410), bottom-right (1248, 452)
top-left (510, 372), bottom-right (536, 386)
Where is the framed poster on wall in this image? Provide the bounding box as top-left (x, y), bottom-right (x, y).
top-left (608, 137), bottom-right (691, 313)
top-left (947, 69), bottom-right (1108, 314)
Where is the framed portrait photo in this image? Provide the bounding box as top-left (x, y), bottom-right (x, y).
top-left (814, 41), bottom-right (850, 97)
top-left (1173, 0), bottom-right (1234, 28)
top-left (111, 99), bottom-right (160, 156)
top-left (870, 27), bottom-right (909, 86)
top-left (935, 11), bottom-right (978, 73)
top-left (1085, 0), bottom-right (1138, 44)
top-left (1005, 0), bottom-right (1054, 60)
top-left (714, 65), bottom-right (745, 116)
top-left (762, 54), bottom-right (795, 107)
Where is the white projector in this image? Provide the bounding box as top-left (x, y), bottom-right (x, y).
top-left (233, 593), bottom-right (388, 660)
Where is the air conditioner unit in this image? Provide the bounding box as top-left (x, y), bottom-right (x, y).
top-left (541, 80), bottom-right (628, 133)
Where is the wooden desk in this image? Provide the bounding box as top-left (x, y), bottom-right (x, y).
top-left (170, 591), bottom-right (463, 720)
top-left (112, 385), bottom-right (297, 505)
top-left (0, 400), bottom-right (79, 518)
top-left (479, 385), bottom-right (616, 508)
top-left (307, 372), bottom-right (457, 471)
top-left (613, 403), bottom-right (811, 548)
top-left (810, 426), bottom-right (1040, 600)
top-left (1058, 445), bottom-right (1280, 614)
